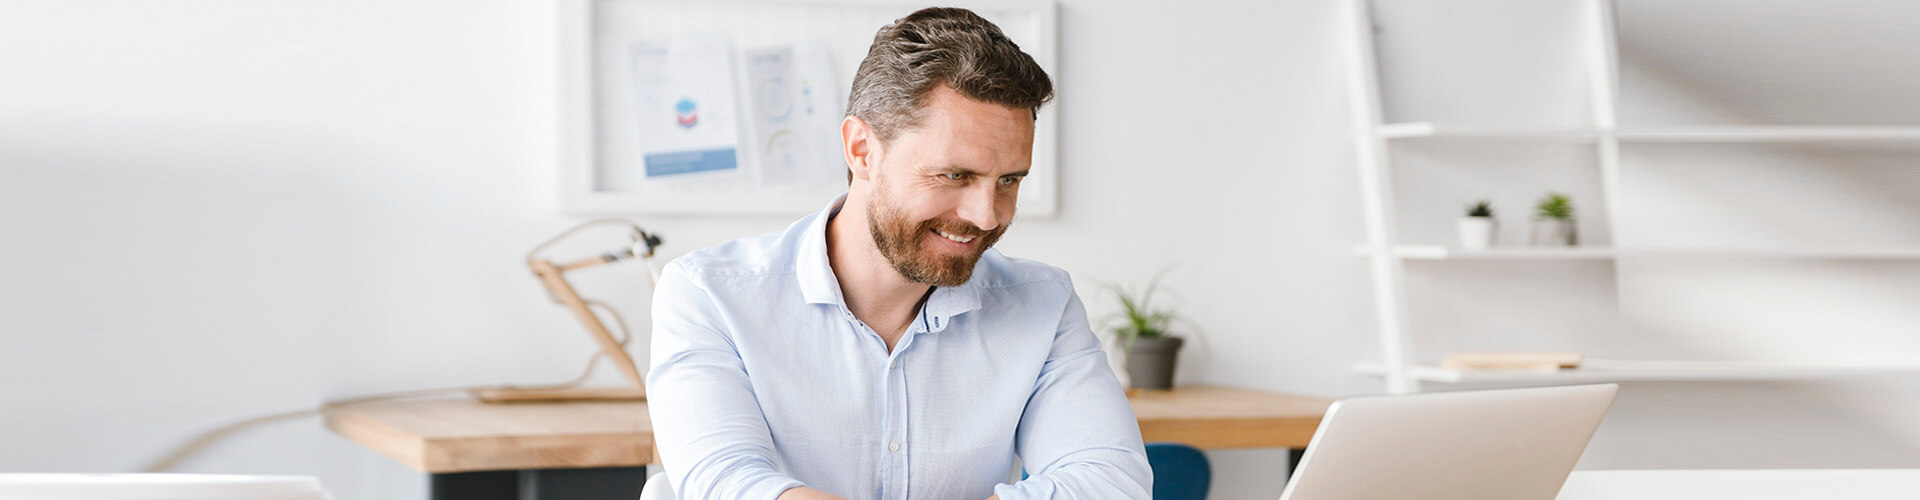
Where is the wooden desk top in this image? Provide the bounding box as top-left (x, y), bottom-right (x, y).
top-left (325, 385), bottom-right (1330, 473)
top-left (323, 398), bottom-right (655, 473)
top-left (1131, 385), bottom-right (1331, 450)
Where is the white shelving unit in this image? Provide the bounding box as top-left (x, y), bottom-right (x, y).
top-left (1340, 0), bottom-right (1920, 393)
top-left (1377, 122), bottom-right (1602, 141)
top-left (1619, 126), bottom-right (1920, 143)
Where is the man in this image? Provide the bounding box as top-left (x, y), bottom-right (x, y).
top-left (647, 8), bottom-right (1151, 500)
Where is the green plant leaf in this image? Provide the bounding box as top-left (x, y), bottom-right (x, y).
top-left (1103, 268), bottom-right (1180, 346)
top-left (1535, 192), bottom-right (1574, 220)
top-left (1465, 198), bottom-right (1494, 218)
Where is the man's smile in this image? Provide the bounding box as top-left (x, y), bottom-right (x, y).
top-left (933, 228), bottom-right (977, 244)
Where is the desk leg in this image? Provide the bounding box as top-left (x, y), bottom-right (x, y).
top-left (527, 466), bottom-right (648, 500)
top-left (431, 471), bottom-right (518, 500)
top-left (429, 467), bottom-right (647, 500)
top-left (1287, 448), bottom-right (1306, 475)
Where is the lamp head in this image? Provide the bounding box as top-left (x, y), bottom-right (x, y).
top-left (630, 229), bottom-right (663, 258)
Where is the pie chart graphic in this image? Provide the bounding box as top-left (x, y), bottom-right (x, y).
top-left (758, 76), bottom-right (793, 123)
top-left (675, 97), bottom-right (699, 128)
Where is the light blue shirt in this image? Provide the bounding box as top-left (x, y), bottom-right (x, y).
top-left (647, 195), bottom-right (1151, 500)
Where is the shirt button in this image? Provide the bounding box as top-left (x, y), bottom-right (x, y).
top-left (888, 441), bottom-right (901, 452)
top-left (887, 359), bottom-right (895, 369)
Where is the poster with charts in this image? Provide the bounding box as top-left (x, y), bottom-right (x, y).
top-left (629, 35), bottom-right (740, 179)
top-left (743, 42), bottom-right (845, 187)
top-left (562, 1), bottom-right (1057, 215)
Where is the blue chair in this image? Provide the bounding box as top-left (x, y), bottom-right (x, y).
top-left (1145, 442), bottom-right (1211, 500)
top-left (1020, 443), bottom-right (1211, 499)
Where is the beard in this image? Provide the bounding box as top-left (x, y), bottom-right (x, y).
top-left (866, 190), bottom-right (1009, 287)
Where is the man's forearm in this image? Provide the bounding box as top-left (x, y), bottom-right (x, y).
top-left (776, 486), bottom-right (848, 500)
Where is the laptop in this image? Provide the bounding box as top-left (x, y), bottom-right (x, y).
top-left (1278, 383), bottom-right (1619, 500)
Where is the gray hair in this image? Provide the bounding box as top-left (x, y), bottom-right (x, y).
top-left (847, 7), bottom-right (1054, 147)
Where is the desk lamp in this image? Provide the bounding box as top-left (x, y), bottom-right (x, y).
top-left (470, 220), bottom-right (663, 403)
top-left (140, 221), bottom-right (667, 471)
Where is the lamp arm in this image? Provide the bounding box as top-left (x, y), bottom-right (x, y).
top-left (530, 259), bottom-right (647, 389)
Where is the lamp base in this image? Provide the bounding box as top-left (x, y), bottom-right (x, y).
top-left (470, 386), bottom-right (647, 404)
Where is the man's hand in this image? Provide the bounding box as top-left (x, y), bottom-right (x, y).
top-left (776, 487), bottom-right (848, 500)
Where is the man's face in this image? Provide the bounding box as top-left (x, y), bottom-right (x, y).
top-left (863, 86), bottom-right (1034, 287)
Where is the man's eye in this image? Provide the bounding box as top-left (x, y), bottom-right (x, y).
top-left (998, 176), bottom-right (1020, 186)
top-left (945, 172), bottom-right (966, 181)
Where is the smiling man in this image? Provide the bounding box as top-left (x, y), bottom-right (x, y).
top-left (646, 8), bottom-right (1151, 500)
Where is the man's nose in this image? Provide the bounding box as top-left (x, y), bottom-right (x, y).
top-left (956, 184), bottom-right (999, 232)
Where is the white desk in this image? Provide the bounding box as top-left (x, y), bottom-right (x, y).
top-left (1558, 470), bottom-right (1920, 499)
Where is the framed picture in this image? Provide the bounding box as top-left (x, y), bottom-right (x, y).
top-left (555, 0), bottom-right (1061, 217)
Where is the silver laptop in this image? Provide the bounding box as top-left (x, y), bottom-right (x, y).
top-left (1278, 384), bottom-right (1619, 500)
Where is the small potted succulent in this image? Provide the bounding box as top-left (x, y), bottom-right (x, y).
top-left (1104, 273), bottom-right (1186, 390)
top-left (1531, 192), bottom-right (1578, 246)
top-left (1457, 199), bottom-right (1497, 250)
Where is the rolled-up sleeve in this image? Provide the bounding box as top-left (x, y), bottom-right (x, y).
top-left (991, 283), bottom-right (1154, 500)
top-left (646, 262), bottom-right (805, 500)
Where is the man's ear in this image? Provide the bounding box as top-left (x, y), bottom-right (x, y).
top-left (842, 115), bottom-right (879, 183)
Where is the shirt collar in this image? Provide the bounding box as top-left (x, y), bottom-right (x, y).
top-left (921, 282), bottom-right (983, 332)
top-left (796, 195), bottom-right (847, 306)
top-left (796, 194), bottom-right (984, 331)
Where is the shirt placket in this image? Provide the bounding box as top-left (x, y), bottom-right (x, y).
top-left (883, 348), bottom-right (909, 499)
top-left (842, 304), bottom-right (917, 500)
top-left (880, 308), bottom-right (937, 500)
top-left (836, 305), bottom-right (893, 500)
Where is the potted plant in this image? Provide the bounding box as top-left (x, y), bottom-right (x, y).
top-left (1104, 274), bottom-right (1185, 390)
top-left (1531, 192), bottom-right (1578, 246)
top-left (1457, 199), bottom-right (1497, 250)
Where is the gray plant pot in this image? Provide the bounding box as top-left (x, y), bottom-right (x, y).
top-left (1530, 217), bottom-right (1578, 246)
top-left (1126, 336), bottom-right (1185, 390)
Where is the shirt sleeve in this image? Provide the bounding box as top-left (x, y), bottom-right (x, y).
top-left (646, 261), bottom-right (807, 500)
top-left (991, 280), bottom-right (1154, 500)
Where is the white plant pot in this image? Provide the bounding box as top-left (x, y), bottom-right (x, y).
top-left (1530, 218), bottom-right (1578, 246)
top-left (1456, 217), bottom-right (1497, 250)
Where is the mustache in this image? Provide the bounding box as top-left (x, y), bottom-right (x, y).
top-left (921, 220), bottom-right (995, 238)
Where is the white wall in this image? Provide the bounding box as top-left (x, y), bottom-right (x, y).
top-left (13, 1), bottom-right (1914, 499)
top-left (0, 1), bottom-right (1366, 498)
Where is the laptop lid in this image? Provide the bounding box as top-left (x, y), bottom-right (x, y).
top-left (1278, 384), bottom-right (1619, 500)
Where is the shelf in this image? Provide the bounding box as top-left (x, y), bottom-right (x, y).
top-left (1353, 245), bottom-right (1618, 260)
top-left (1348, 2), bottom-right (1920, 396)
top-left (1354, 360), bottom-right (1920, 384)
top-left (1377, 123), bottom-right (1920, 143)
top-left (1618, 126), bottom-right (1920, 143)
top-left (1353, 245), bottom-right (1920, 260)
top-left (1376, 122), bottom-right (1600, 141)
